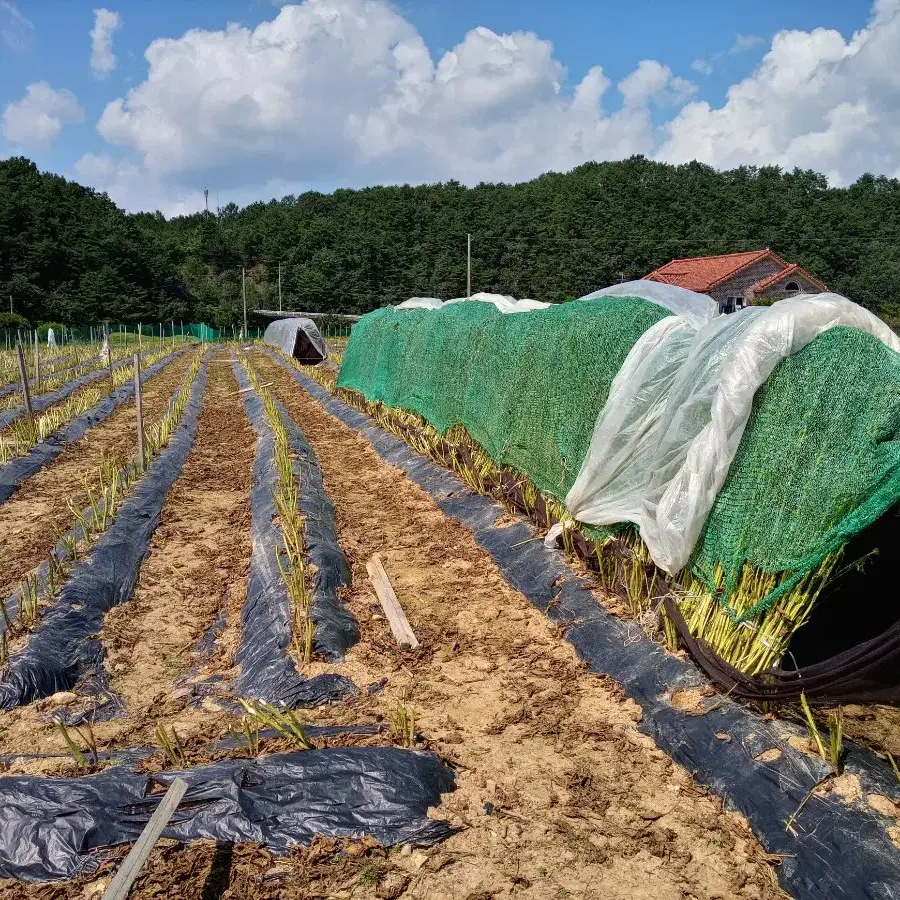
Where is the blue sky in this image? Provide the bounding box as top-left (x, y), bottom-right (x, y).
top-left (0, 0), bottom-right (893, 214)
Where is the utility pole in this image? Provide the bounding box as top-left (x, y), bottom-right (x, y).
top-left (242, 267), bottom-right (248, 340)
top-left (204, 187), bottom-right (209, 214)
top-left (278, 263), bottom-right (282, 312)
top-left (467, 234), bottom-right (472, 297)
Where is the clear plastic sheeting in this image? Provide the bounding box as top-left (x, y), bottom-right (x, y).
top-left (560, 293), bottom-right (900, 573)
top-left (397, 292), bottom-right (551, 314)
top-left (579, 280), bottom-right (719, 327)
top-left (263, 318), bottom-right (328, 364)
top-left (446, 292), bottom-right (550, 313)
top-left (396, 297), bottom-right (444, 310)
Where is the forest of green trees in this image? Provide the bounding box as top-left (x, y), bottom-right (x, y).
top-left (2, 154), bottom-right (899, 328)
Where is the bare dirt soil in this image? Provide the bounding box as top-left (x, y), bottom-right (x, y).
top-left (240, 349), bottom-right (788, 900)
top-left (0, 350), bottom-right (792, 899)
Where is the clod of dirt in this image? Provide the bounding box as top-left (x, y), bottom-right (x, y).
top-left (831, 774), bottom-right (863, 803)
top-left (669, 687), bottom-right (709, 715)
top-left (754, 748), bottom-right (783, 763)
top-left (376, 870), bottom-right (411, 899)
top-left (868, 794), bottom-right (900, 817)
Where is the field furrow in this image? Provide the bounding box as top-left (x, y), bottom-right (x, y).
top-left (101, 353), bottom-right (255, 731)
top-left (246, 348), bottom-right (785, 900)
top-left (0, 349), bottom-right (198, 598)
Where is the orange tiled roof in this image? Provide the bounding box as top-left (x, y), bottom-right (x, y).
top-left (645, 248), bottom-right (787, 292)
top-left (751, 262), bottom-right (829, 295)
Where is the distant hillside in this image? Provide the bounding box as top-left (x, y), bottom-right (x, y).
top-left (0, 157), bottom-right (188, 326)
top-left (3, 155), bottom-right (900, 327)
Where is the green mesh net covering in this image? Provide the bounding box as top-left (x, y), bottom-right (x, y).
top-left (338, 303), bottom-right (900, 609)
top-left (337, 298), bottom-right (670, 501)
top-left (690, 325), bottom-right (900, 614)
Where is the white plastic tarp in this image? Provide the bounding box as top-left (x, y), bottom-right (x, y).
top-left (396, 297), bottom-right (444, 310)
top-left (263, 317), bottom-right (328, 364)
top-left (398, 292), bottom-right (551, 314)
top-left (578, 280), bottom-right (719, 327)
top-left (554, 293), bottom-right (900, 573)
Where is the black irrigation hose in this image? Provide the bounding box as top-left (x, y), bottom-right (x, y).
top-left (0, 349), bottom-right (189, 505)
top-left (0, 746), bottom-right (455, 881)
top-left (0, 359), bottom-right (209, 711)
top-left (0, 350), bottom-right (160, 431)
top-left (273, 356), bottom-right (900, 900)
top-left (231, 360), bottom-right (355, 707)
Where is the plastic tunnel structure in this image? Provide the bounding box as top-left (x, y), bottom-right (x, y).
top-left (336, 282), bottom-right (900, 703)
top-left (264, 318), bottom-right (328, 364)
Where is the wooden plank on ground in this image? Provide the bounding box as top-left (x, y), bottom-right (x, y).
top-left (366, 553), bottom-right (419, 650)
top-left (101, 777), bottom-right (188, 900)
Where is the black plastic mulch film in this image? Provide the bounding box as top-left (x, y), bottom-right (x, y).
top-left (231, 360), bottom-right (357, 707)
top-left (0, 350), bottom-right (149, 432)
top-left (0, 356), bottom-right (209, 711)
top-left (0, 348), bottom-right (189, 505)
top-left (0, 747), bottom-right (454, 881)
top-left (0, 353), bottom-right (455, 883)
top-left (268, 351), bottom-right (900, 900)
top-left (282, 395), bottom-right (359, 657)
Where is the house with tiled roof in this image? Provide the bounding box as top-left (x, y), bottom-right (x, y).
top-left (645, 249), bottom-right (829, 314)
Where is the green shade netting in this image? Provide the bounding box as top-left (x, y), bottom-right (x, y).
top-left (339, 304), bottom-right (900, 610)
top-left (690, 325), bottom-right (900, 615)
top-left (337, 298), bottom-right (670, 501)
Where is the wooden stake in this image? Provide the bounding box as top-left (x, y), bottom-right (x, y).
top-left (106, 331), bottom-right (115, 390)
top-left (134, 354), bottom-right (144, 472)
top-left (366, 553), bottom-right (419, 649)
top-left (101, 777), bottom-right (188, 900)
top-left (15, 343), bottom-right (35, 441)
top-left (33, 334), bottom-right (40, 394)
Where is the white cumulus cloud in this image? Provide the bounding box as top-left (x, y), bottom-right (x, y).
top-left (2, 82), bottom-right (84, 147)
top-left (87, 0), bottom-right (693, 211)
top-left (692, 32), bottom-right (763, 76)
top-left (91, 8), bottom-right (122, 79)
top-left (659, 0), bottom-right (900, 183)
top-left (77, 0), bottom-right (900, 213)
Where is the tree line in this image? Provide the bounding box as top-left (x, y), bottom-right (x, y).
top-left (2, 154), bottom-right (899, 328)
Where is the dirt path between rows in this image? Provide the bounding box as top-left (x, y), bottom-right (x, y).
top-left (0, 350), bottom-right (197, 598)
top-left (246, 350), bottom-right (786, 900)
top-left (100, 354), bottom-right (255, 740)
top-left (0, 352), bottom-right (257, 761)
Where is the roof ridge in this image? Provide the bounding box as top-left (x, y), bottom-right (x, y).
top-left (752, 262), bottom-right (830, 294)
top-left (705, 248), bottom-right (778, 290)
top-left (655, 248), bottom-right (769, 266)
